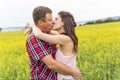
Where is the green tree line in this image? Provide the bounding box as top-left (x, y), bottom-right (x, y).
top-left (0, 27), bottom-right (2, 32)
top-left (84, 17), bottom-right (120, 25)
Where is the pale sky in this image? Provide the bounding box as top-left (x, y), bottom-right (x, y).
top-left (0, 0), bottom-right (120, 28)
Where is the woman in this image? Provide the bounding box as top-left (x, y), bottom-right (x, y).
top-left (25, 11), bottom-right (81, 80)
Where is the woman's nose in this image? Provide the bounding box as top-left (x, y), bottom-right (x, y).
top-left (52, 20), bottom-right (54, 25)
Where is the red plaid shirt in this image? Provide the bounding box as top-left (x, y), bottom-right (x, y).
top-left (26, 33), bottom-right (57, 80)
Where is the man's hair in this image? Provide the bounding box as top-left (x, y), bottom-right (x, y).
top-left (32, 6), bottom-right (52, 25)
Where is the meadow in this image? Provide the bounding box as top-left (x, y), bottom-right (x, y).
top-left (0, 21), bottom-right (120, 80)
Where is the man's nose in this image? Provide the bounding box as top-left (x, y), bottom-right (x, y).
top-left (52, 20), bottom-right (54, 24)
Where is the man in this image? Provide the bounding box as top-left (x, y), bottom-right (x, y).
top-left (25, 6), bottom-right (81, 80)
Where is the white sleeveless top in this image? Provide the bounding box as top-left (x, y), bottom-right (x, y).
top-left (55, 47), bottom-right (76, 80)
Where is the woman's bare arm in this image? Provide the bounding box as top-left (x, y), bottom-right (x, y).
top-left (32, 25), bottom-right (69, 45)
top-left (49, 30), bottom-right (60, 35)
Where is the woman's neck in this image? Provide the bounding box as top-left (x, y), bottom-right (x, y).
top-left (58, 28), bottom-right (65, 34)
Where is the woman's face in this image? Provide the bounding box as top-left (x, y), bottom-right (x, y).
top-left (52, 14), bottom-right (64, 31)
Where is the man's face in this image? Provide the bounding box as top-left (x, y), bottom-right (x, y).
top-left (43, 13), bottom-right (54, 32)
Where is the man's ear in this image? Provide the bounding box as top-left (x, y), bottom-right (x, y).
top-left (38, 20), bottom-right (43, 26)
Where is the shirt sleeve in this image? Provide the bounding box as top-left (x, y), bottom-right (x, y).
top-left (27, 34), bottom-right (50, 62)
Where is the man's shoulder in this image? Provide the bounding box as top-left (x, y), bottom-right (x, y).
top-left (26, 33), bottom-right (34, 41)
top-left (27, 33), bottom-right (39, 40)
top-left (28, 33), bottom-right (34, 38)
top-left (27, 33), bottom-right (49, 44)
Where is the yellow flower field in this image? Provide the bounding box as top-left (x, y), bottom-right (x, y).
top-left (76, 22), bottom-right (120, 80)
top-left (0, 31), bottom-right (29, 80)
top-left (0, 21), bottom-right (120, 80)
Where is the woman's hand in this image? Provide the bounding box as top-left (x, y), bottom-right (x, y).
top-left (24, 26), bottom-right (32, 35)
top-left (24, 24), bottom-right (41, 36)
top-left (32, 25), bottom-right (42, 37)
top-left (73, 67), bottom-right (82, 80)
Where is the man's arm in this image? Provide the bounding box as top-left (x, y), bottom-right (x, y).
top-left (42, 54), bottom-right (82, 80)
top-left (27, 34), bottom-right (81, 80)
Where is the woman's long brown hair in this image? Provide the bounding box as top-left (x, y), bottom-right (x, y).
top-left (58, 11), bottom-right (78, 53)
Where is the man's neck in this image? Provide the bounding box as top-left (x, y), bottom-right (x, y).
top-left (37, 25), bottom-right (46, 33)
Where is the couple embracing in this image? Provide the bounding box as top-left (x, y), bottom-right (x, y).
top-left (25, 6), bottom-right (82, 80)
